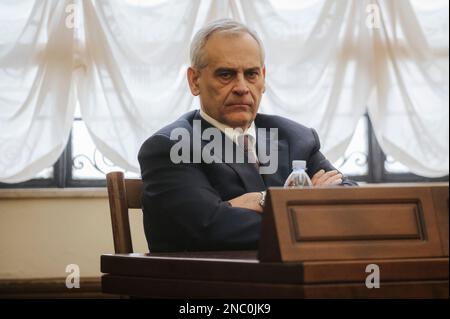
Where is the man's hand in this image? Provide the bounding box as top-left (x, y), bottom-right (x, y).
top-left (229, 170), bottom-right (343, 212)
top-left (311, 169), bottom-right (343, 186)
top-left (228, 192), bottom-right (263, 213)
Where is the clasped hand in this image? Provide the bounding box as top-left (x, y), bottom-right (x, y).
top-left (228, 169), bottom-right (343, 213)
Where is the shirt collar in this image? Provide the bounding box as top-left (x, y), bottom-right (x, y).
top-left (200, 109), bottom-right (257, 147)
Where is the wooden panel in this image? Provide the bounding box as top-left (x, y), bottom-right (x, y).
top-left (125, 179), bottom-right (143, 209)
top-left (101, 253), bottom-right (302, 284)
top-left (301, 258), bottom-right (449, 283)
top-left (290, 203), bottom-right (421, 241)
top-left (431, 186), bottom-right (449, 255)
top-left (259, 184), bottom-right (447, 262)
top-left (101, 254), bottom-right (449, 284)
top-left (102, 275), bottom-right (448, 299)
top-left (102, 275), bottom-right (306, 299)
top-left (301, 281), bottom-right (449, 299)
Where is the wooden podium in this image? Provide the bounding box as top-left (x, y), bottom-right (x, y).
top-left (101, 183), bottom-right (449, 298)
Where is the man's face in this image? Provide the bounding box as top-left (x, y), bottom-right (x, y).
top-left (188, 32), bottom-right (266, 129)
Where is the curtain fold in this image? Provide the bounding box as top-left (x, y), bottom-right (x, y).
top-left (77, 0), bottom-right (201, 172)
top-left (237, 0), bottom-right (373, 161)
top-left (0, 0), bottom-right (76, 183)
top-left (0, 0), bottom-right (448, 182)
top-left (367, 0), bottom-right (449, 177)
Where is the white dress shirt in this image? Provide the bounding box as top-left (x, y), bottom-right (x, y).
top-left (200, 109), bottom-right (257, 147)
top-left (200, 109), bottom-right (259, 163)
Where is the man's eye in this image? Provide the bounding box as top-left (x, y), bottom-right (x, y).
top-left (246, 71), bottom-right (259, 79)
top-left (219, 72), bottom-right (232, 79)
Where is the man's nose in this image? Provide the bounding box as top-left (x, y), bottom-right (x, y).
top-left (232, 74), bottom-right (249, 96)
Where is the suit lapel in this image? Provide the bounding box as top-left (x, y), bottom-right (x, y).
top-left (254, 114), bottom-right (290, 188)
top-left (227, 162), bottom-right (266, 192)
top-left (195, 111), bottom-right (266, 192)
top-left (258, 131), bottom-right (290, 188)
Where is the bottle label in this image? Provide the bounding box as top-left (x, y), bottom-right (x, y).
top-left (284, 169), bottom-right (312, 187)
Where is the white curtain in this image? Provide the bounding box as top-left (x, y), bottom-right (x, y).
top-left (238, 0), bottom-right (375, 162)
top-left (78, 0), bottom-right (200, 172)
top-left (0, 0), bottom-right (448, 183)
top-left (0, 0), bottom-right (76, 183)
top-left (366, 0), bottom-right (449, 177)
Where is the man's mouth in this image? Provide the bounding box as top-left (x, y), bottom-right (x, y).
top-left (225, 103), bottom-right (253, 108)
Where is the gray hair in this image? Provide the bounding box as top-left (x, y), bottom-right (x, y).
top-left (190, 19), bottom-right (265, 69)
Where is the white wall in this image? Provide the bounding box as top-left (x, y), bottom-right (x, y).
top-left (0, 189), bottom-right (148, 279)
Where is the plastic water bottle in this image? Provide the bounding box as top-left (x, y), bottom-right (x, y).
top-left (284, 160), bottom-right (312, 188)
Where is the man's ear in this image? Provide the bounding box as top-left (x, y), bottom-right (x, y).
top-left (187, 67), bottom-right (200, 96)
top-left (262, 65), bottom-right (266, 93)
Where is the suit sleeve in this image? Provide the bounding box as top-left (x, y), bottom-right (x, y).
top-left (307, 129), bottom-right (358, 186)
top-left (138, 134), bottom-right (262, 252)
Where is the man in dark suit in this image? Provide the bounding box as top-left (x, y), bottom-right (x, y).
top-left (139, 19), bottom-right (356, 252)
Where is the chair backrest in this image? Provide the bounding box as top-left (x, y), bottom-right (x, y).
top-left (106, 171), bottom-right (143, 254)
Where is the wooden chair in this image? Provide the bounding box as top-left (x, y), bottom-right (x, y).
top-left (106, 171), bottom-right (143, 254)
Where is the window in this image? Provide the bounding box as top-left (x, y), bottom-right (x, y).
top-left (333, 114), bottom-right (448, 184)
top-left (0, 103), bottom-right (139, 188)
top-left (1, 0), bottom-right (447, 188)
top-left (70, 104), bottom-right (140, 185)
top-left (332, 116), bottom-right (369, 178)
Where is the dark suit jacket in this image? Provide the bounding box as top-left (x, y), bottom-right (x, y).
top-left (138, 110), bottom-right (357, 252)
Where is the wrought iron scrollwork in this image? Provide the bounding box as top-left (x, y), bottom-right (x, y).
top-left (334, 151), bottom-right (368, 170)
top-left (72, 149), bottom-right (119, 176)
